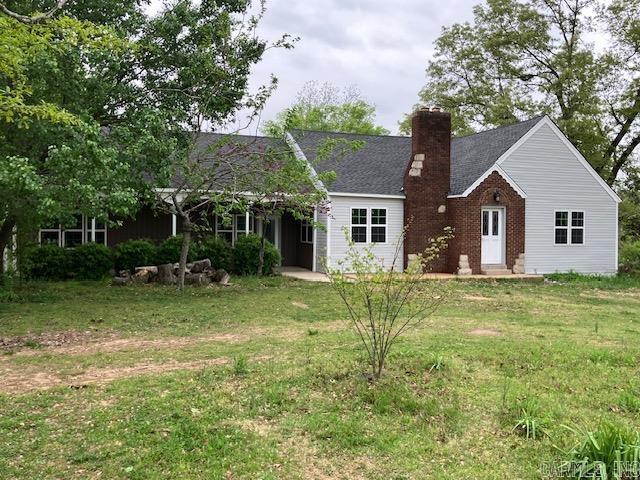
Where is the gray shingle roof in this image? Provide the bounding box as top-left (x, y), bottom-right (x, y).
top-left (291, 117), bottom-right (543, 196)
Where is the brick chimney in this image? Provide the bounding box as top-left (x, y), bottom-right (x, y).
top-left (403, 107), bottom-right (451, 271)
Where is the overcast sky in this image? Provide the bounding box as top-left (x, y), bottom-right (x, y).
top-left (240, 0), bottom-right (477, 135)
top-left (148, 0), bottom-right (478, 135)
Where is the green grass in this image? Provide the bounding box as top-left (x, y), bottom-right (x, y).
top-left (1, 275), bottom-right (640, 479)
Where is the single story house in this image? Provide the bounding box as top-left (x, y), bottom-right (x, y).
top-left (38, 108), bottom-right (621, 275)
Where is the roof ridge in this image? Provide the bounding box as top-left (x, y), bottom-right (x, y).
top-left (452, 116), bottom-right (545, 140)
top-left (291, 129), bottom-right (409, 139)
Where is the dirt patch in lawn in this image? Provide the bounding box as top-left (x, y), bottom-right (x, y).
top-left (291, 301), bottom-right (309, 309)
top-left (10, 332), bottom-right (250, 357)
top-left (0, 355), bottom-right (272, 395)
top-left (467, 328), bottom-right (502, 337)
top-left (463, 295), bottom-right (493, 302)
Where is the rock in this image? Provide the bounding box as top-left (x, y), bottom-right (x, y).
top-left (112, 276), bottom-right (130, 286)
top-left (157, 264), bottom-right (177, 285)
top-left (185, 273), bottom-right (211, 286)
top-left (213, 269), bottom-right (230, 285)
top-left (190, 259), bottom-right (211, 274)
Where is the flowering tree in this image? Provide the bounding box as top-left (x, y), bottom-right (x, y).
top-left (325, 226), bottom-right (453, 380)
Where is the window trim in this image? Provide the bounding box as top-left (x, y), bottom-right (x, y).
top-left (553, 210), bottom-right (585, 246)
top-left (370, 207), bottom-right (387, 244)
top-left (215, 213), bottom-right (254, 246)
top-left (349, 207), bottom-right (388, 245)
top-left (39, 215), bottom-right (107, 247)
top-left (300, 220), bottom-right (314, 244)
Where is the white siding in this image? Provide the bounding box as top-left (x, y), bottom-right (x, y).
top-left (325, 195), bottom-right (404, 271)
top-left (500, 123), bottom-right (618, 274)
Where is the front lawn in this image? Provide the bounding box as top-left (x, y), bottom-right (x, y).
top-left (1, 276), bottom-right (639, 479)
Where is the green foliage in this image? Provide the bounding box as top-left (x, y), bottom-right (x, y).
top-left (325, 226), bottom-right (453, 379)
top-left (510, 396), bottom-right (549, 440)
top-left (562, 422), bottom-right (640, 479)
top-left (620, 240), bottom-right (640, 274)
top-left (617, 390), bottom-right (640, 413)
top-left (22, 245), bottom-right (69, 280)
top-left (196, 236), bottom-right (233, 271)
top-left (263, 81), bottom-right (389, 136)
top-left (232, 234), bottom-right (280, 276)
top-left (68, 243), bottom-right (113, 280)
top-left (114, 239), bottom-right (157, 273)
top-left (155, 235), bottom-right (197, 266)
top-left (404, 0), bottom-right (640, 185)
top-left (232, 355), bottom-right (249, 376)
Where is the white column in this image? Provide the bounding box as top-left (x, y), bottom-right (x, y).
top-left (171, 214), bottom-right (177, 236)
top-left (245, 211), bottom-right (250, 235)
top-left (91, 218), bottom-right (96, 243)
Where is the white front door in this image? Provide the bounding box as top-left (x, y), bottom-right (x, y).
top-left (481, 208), bottom-right (504, 265)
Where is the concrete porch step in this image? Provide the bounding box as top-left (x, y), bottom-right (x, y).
top-left (481, 264), bottom-right (512, 276)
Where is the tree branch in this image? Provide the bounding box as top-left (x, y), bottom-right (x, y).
top-left (0, 0), bottom-right (69, 23)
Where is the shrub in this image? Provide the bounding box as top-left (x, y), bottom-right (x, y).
top-left (68, 243), bottom-right (113, 280)
top-left (114, 239), bottom-right (157, 272)
top-left (196, 236), bottom-right (233, 271)
top-left (620, 240), bottom-right (640, 273)
top-left (563, 422), bottom-right (640, 479)
top-left (22, 244), bottom-right (69, 280)
top-left (232, 234), bottom-right (280, 275)
top-left (155, 235), bottom-right (197, 265)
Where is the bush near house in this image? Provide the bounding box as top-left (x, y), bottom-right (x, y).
top-left (232, 234), bottom-right (280, 275)
top-left (154, 235), bottom-right (198, 265)
top-left (114, 239), bottom-right (158, 273)
top-left (67, 243), bottom-right (114, 280)
top-left (620, 240), bottom-right (640, 273)
top-left (196, 236), bottom-right (233, 272)
top-left (22, 244), bottom-right (69, 280)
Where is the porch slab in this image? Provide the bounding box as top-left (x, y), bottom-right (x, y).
top-left (280, 267), bottom-right (331, 283)
top-left (280, 267), bottom-right (543, 283)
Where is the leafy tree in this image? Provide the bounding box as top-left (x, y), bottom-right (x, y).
top-left (0, 13), bottom-right (138, 272)
top-left (402, 0), bottom-right (640, 186)
top-left (263, 81), bottom-right (390, 136)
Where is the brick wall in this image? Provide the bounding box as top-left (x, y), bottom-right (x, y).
top-left (447, 172), bottom-right (525, 274)
top-left (403, 108), bottom-right (451, 271)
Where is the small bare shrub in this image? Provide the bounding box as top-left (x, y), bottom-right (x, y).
top-left (324, 226), bottom-right (453, 380)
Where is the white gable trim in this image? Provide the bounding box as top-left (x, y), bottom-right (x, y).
top-left (495, 116), bottom-right (621, 203)
top-left (285, 132), bottom-right (328, 195)
top-left (448, 165), bottom-right (527, 199)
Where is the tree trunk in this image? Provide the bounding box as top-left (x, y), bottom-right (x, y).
top-left (177, 217), bottom-right (191, 291)
top-left (258, 230), bottom-right (266, 276)
top-left (0, 217), bottom-right (16, 275)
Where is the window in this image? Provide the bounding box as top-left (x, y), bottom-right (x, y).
top-left (86, 218), bottom-right (107, 245)
top-left (555, 210), bottom-right (584, 245)
top-left (350, 208), bottom-right (388, 244)
top-left (39, 215), bottom-right (107, 247)
top-left (482, 211), bottom-right (489, 236)
top-left (300, 220), bottom-right (313, 244)
top-left (571, 211), bottom-right (584, 245)
top-left (371, 208), bottom-right (387, 243)
top-left (215, 213), bottom-right (254, 245)
top-left (216, 215), bottom-right (233, 244)
top-left (350, 208), bottom-right (367, 243)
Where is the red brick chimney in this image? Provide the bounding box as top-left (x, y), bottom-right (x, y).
top-left (403, 107), bottom-right (451, 271)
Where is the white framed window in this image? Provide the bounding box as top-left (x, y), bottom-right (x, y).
top-left (555, 210), bottom-right (585, 245)
top-left (349, 207), bottom-right (388, 244)
top-left (350, 208), bottom-right (367, 243)
top-left (215, 213), bottom-right (254, 246)
top-left (300, 220), bottom-right (313, 244)
top-left (371, 208), bottom-right (387, 243)
top-left (39, 215), bottom-right (107, 247)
